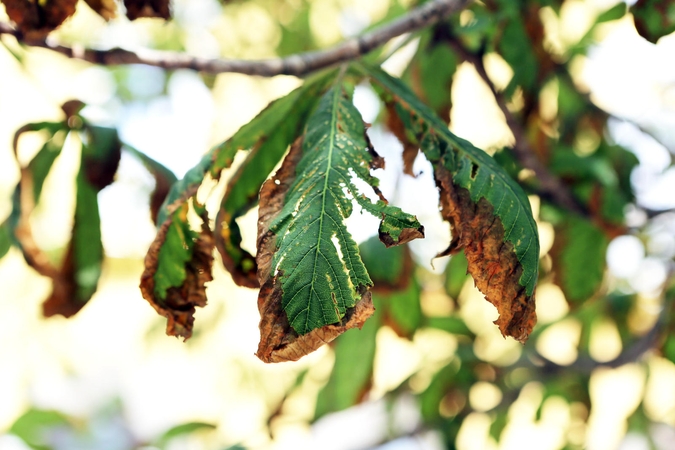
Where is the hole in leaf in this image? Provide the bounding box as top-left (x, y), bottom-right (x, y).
top-left (470, 162), bottom-right (479, 180)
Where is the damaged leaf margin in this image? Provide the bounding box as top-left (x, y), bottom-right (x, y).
top-left (255, 139), bottom-right (375, 363)
top-left (10, 115), bottom-right (120, 318)
top-left (141, 71), bottom-right (337, 338)
top-left (359, 63), bottom-right (539, 342)
top-left (255, 81), bottom-right (423, 362)
top-left (140, 202), bottom-right (214, 340)
top-left (215, 71), bottom-right (336, 288)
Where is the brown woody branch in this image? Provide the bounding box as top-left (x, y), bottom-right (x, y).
top-left (0, 0), bottom-right (471, 77)
top-left (446, 40), bottom-right (587, 215)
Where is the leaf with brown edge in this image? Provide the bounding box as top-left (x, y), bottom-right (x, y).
top-left (630, 0), bottom-right (675, 44)
top-left (124, 0), bottom-right (170, 20)
top-left (83, 0), bottom-right (117, 20)
top-left (44, 125), bottom-right (121, 317)
top-left (2, 0), bottom-right (78, 39)
top-left (215, 71), bottom-right (335, 289)
top-left (361, 63), bottom-right (539, 344)
top-left (254, 82), bottom-right (422, 362)
top-left (140, 202), bottom-right (214, 340)
top-left (435, 165), bottom-right (536, 343)
top-left (12, 121), bottom-right (121, 318)
top-left (255, 138), bottom-right (375, 363)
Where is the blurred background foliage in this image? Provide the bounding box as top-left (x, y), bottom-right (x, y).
top-left (2, 0), bottom-right (675, 449)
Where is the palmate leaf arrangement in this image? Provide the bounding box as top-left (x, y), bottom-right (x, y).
top-left (163, 61), bottom-right (536, 362)
top-left (4, 61), bottom-right (539, 363)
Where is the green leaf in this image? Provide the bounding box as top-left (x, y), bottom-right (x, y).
top-left (552, 216), bottom-right (608, 305)
top-left (359, 236), bottom-right (421, 337)
top-left (0, 220), bottom-right (11, 260)
top-left (360, 63), bottom-right (538, 342)
top-left (404, 32), bottom-right (458, 121)
top-left (27, 131), bottom-right (67, 202)
top-left (420, 363), bottom-right (458, 422)
top-left (154, 422), bottom-right (216, 447)
top-left (143, 73), bottom-right (339, 339)
top-left (43, 125), bottom-right (120, 317)
top-left (362, 64), bottom-right (538, 296)
top-left (630, 0), bottom-right (675, 43)
top-left (358, 235), bottom-right (406, 286)
top-left (72, 170), bottom-right (104, 301)
top-left (216, 71), bottom-right (335, 288)
top-left (124, 146), bottom-right (178, 224)
top-left (9, 409), bottom-right (70, 450)
top-left (157, 151), bottom-right (215, 225)
top-left (383, 280), bottom-right (423, 337)
top-left (140, 202), bottom-right (214, 340)
top-left (314, 311), bottom-right (380, 418)
top-left (426, 316), bottom-right (473, 337)
top-left (596, 2), bottom-right (627, 23)
top-left (265, 83), bottom-right (423, 335)
top-left (154, 204), bottom-right (199, 299)
top-left (497, 15), bottom-right (539, 95)
top-left (445, 252), bottom-right (469, 300)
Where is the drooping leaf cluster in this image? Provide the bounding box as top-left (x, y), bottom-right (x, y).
top-left (4, 101), bottom-right (175, 318)
top-left (5, 0), bottom-right (675, 448)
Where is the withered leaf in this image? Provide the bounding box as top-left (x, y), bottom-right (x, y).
top-left (43, 126), bottom-right (120, 317)
top-left (435, 166), bottom-right (536, 342)
top-left (124, 0), bottom-right (170, 20)
top-left (214, 72), bottom-right (336, 289)
top-left (2, 0), bottom-right (78, 39)
top-left (363, 63), bottom-right (539, 343)
top-left (254, 82), bottom-right (424, 362)
top-left (140, 202), bottom-right (214, 339)
top-left (255, 138), bottom-right (375, 363)
top-left (10, 111), bottom-right (122, 318)
top-left (630, 0), bottom-right (675, 44)
top-left (83, 0), bottom-right (117, 20)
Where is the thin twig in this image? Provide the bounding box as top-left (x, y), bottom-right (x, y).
top-left (443, 37), bottom-right (586, 214)
top-left (0, 0), bottom-right (471, 77)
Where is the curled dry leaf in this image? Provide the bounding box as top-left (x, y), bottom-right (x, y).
top-left (435, 165), bottom-right (536, 343)
top-left (12, 118), bottom-right (121, 318)
top-left (140, 203), bottom-right (214, 340)
top-left (2, 0), bottom-right (78, 39)
top-left (255, 138), bottom-right (375, 363)
top-left (124, 0), bottom-right (170, 20)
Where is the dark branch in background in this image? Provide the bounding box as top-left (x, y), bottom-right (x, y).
top-left (0, 0), bottom-right (471, 77)
top-left (445, 38), bottom-right (587, 215)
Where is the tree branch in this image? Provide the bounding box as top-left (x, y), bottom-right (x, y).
top-left (0, 0), bottom-right (471, 77)
top-left (444, 38), bottom-right (587, 215)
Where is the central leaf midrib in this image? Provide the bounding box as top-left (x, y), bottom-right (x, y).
top-left (306, 86), bottom-right (342, 330)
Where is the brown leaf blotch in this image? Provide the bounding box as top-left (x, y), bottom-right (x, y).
top-left (435, 165), bottom-right (536, 343)
top-left (254, 137), bottom-right (374, 363)
top-left (140, 208), bottom-right (214, 340)
top-left (3, 0), bottom-right (78, 39)
top-left (379, 226), bottom-right (425, 248)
